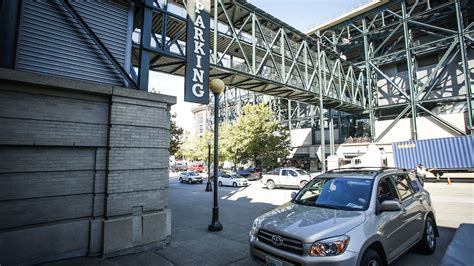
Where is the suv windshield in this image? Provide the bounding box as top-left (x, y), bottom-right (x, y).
top-left (189, 172), bottom-right (199, 176)
top-left (294, 177), bottom-right (373, 211)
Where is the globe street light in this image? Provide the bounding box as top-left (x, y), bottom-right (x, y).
top-left (208, 78), bottom-right (224, 232)
top-left (205, 139), bottom-right (212, 192)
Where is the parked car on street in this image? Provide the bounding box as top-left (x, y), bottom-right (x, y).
top-left (218, 173), bottom-right (249, 187)
top-left (249, 167), bottom-right (438, 266)
top-left (170, 162), bottom-right (188, 172)
top-left (261, 167), bottom-right (312, 189)
top-left (239, 167), bottom-right (262, 181)
top-left (210, 170), bottom-right (232, 181)
top-left (179, 171), bottom-right (203, 184)
top-left (188, 163), bottom-right (205, 172)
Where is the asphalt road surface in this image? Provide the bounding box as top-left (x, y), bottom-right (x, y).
top-left (164, 173), bottom-right (472, 265)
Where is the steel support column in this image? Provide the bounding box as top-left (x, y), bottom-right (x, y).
top-left (455, 0), bottom-right (473, 135)
top-left (213, 0), bottom-right (218, 63)
top-left (329, 109), bottom-right (335, 155)
top-left (317, 31), bottom-right (326, 172)
top-left (402, 0), bottom-right (418, 140)
top-left (138, 0), bottom-right (153, 91)
top-left (286, 100), bottom-right (293, 130)
top-left (0, 0), bottom-right (21, 68)
top-left (362, 18), bottom-right (375, 142)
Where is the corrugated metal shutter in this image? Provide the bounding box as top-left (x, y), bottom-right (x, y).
top-left (16, 1), bottom-right (129, 86)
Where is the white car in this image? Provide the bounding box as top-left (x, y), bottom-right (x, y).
top-left (179, 171), bottom-right (203, 184)
top-left (218, 173), bottom-right (249, 187)
top-left (261, 167), bottom-right (312, 189)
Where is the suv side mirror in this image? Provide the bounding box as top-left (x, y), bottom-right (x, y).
top-left (410, 180), bottom-right (420, 192)
top-left (291, 192), bottom-right (297, 199)
top-left (380, 200), bottom-right (402, 212)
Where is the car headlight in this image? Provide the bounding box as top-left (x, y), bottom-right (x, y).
top-left (249, 217), bottom-right (262, 241)
top-left (310, 236), bottom-right (350, 256)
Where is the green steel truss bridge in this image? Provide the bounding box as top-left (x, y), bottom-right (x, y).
top-left (311, 0), bottom-right (474, 139)
top-left (128, 0), bottom-right (473, 140)
top-left (131, 0), bottom-right (368, 114)
top-left (46, 0), bottom-right (473, 138)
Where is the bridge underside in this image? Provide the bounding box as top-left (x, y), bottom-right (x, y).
top-left (129, 0), bottom-right (473, 140)
top-left (310, 0), bottom-right (474, 139)
top-left (131, 0), bottom-right (367, 114)
top-left (131, 54), bottom-right (363, 113)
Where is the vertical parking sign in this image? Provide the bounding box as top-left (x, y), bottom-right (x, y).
top-left (184, 0), bottom-right (210, 104)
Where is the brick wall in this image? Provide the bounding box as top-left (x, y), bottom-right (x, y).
top-left (0, 69), bottom-right (176, 265)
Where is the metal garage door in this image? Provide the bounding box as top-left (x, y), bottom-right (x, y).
top-left (16, 1), bottom-right (130, 86)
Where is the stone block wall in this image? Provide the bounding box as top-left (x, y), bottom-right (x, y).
top-left (0, 69), bottom-right (176, 265)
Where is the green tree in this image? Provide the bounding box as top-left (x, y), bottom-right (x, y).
top-left (175, 131), bottom-right (193, 160)
top-left (231, 103), bottom-right (291, 166)
top-left (193, 131), bottom-right (214, 162)
top-left (169, 113), bottom-right (184, 156)
top-left (220, 123), bottom-right (237, 166)
top-left (192, 129), bottom-right (230, 164)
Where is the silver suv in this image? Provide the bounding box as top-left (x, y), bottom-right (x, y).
top-left (249, 168), bottom-right (438, 266)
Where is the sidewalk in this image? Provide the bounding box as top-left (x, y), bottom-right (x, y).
top-left (45, 179), bottom-right (280, 266)
top-left (153, 180), bottom-right (277, 265)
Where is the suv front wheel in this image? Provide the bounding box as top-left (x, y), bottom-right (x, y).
top-left (360, 248), bottom-right (382, 266)
top-left (414, 217), bottom-right (436, 254)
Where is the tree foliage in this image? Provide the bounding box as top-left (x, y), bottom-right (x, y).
top-left (169, 113), bottom-right (184, 156)
top-left (193, 131), bottom-right (214, 162)
top-left (219, 123), bottom-right (236, 163)
top-left (230, 103), bottom-right (291, 166)
top-left (174, 104), bottom-right (290, 167)
top-left (175, 131), bottom-right (190, 159)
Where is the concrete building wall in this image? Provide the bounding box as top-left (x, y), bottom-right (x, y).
top-left (375, 113), bottom-right (466, 143)
top-left (0, 69), bottom-right (175, 265)
top-left (377, 48), bottom-right (473, 106)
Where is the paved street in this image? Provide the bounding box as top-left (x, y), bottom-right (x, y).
top-left (154, 174), bottom-right (473, 265)
top-left (45, 175), bottom-right (474, 266)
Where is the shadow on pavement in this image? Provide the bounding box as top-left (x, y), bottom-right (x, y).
top-left (155, 184), bottom-right (279, 265)
top-left (390, 226), bottom-right (456, 266)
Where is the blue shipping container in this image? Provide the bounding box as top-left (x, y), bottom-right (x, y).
top-left (392, 136), bottom-right (474, 169)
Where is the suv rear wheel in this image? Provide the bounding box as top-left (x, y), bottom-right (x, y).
top-left (360, 248), bottom-right (382, 266)
top-left (414, 217), bottom-right (436, 254)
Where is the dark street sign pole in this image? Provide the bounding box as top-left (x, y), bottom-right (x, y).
top-left (208, 79), bottom-right (224, 232)
top-left (205, 139), bottom-right (212, 192)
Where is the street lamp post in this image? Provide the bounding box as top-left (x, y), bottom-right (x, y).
top-left (205, 139), bottom-right (212, 192)
top-left (208, 78), bottom-right (224, 232)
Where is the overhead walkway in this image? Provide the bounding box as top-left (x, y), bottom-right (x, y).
top-left (131, 0), bottom-right (368, 113)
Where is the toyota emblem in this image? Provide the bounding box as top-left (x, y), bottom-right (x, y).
top-left (271, 235), bottom-right (284, 247)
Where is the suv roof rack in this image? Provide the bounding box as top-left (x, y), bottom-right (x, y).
top-left (325, 167), bottom-right (407, 175)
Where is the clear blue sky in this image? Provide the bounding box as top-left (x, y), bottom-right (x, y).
top-left (248, 0), bottom-right (372, 32)
top-left (156, 0), bottom-right (372, 133)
